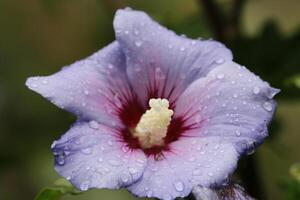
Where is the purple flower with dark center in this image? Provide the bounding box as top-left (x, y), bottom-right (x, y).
top-left (26, 9), bottom-right (279, 200)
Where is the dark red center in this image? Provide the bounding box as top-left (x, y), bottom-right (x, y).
top-left (114, 93), bottom-right (195, 158)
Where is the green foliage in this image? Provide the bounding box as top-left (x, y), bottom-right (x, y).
top-left (286, 74), bottom-right (300, 89)
top-left (231, 22), bottom-right (300, 98)
top-left (290, 163), bottom-right (300, 182)
top-left (281, 163), bottom-right (300, 200)
top-left (35, 179), bottom-right (81, 200)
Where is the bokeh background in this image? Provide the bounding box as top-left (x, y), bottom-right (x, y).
top-left (0, 0), bottom-right (300, 199)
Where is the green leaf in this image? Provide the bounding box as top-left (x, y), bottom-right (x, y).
top-left (290, 163), bottom-right (300, 182)
top-left (34, 179), bottom-right (81, 200)
top-left (286, 75), bottom-right (300, 89)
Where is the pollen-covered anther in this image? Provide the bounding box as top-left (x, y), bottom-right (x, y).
top-left (132, 98), bottom-right (174, 149)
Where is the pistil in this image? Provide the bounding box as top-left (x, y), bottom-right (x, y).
top-left (132, 98), bottom-right (174, 149)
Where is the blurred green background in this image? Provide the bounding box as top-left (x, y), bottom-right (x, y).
top-left (0, 0), bottom-right (299, 199)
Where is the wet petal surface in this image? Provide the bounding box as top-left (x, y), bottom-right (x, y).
top-left (175, 61), bottom-right (279, 154)
top-left (128, 137), bottom-right (238, 200)
top-left (114, 9), bottom-right (232, 106)
top-left (52, 121), bottom-right (147, 190)
top-left (26, 42), bottom-right (133, 128)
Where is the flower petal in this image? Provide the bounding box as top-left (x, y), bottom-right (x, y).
top-left (128, 137), bottom-right (238, 200)
top-left (52, 121), bottom-right (147, 190)
top-left (26, 42), bottom-right (133, 127)
top-left (113, 9), bottom-right (232, 105)
top-left (175, 61), bottom-right (279, 154)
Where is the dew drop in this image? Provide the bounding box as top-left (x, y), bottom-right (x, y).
top-left (121, 174), bottom-right (130, 183)
top-left (253, 86), bottom-right (260, 94)
top-left (89, 120), bottom-right (99, 130)
top-left (263, 101), bottom-right (273, 111)
top-left (180, 47), bottom-right (185, 51)
top-left (109, 159), bottom-right (121, 166)
top-left (188, 157), bottom-right (196, 162)
top-left (129, 167), bottom-right (138, 174)
top-left (64, 150), bottom-right (71, 156)
top-left (207, 172), bottom-right (213, 177)
top-left (81, 148), bottom-right (93, 155)
top-left (107, 140), bottom-right (113, 146)
top-left (135, 41), bottom-right (142, 47)
top-left (80, 181), bottom-right (90, 191)
top-left (193, 169), bottom-right (202, 176)
top-left (51, 140), bottom-right (57, 148)
top-left (124, 6), bottom-right (132, 11)
top-left (84, 90), bottom-right (89, 95)
top-left (215, 58), bottom-right (224, 64)
top-left (57, 156), bottom-right (65, 165)
top-left (173, 181), bottom-right (184, 192)
top-left (217, 73), bottom-right (224, 79)
top-left (42, 80), bottom-right (48, 85)
top-left (235, 130), bottom-right (241, 136)
top-left (147, 191), bottom-right (153, 197)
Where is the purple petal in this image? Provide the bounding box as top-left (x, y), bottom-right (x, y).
top-left (113, 9), bottom-right (232, 105)
top-left (26, 42), bottom-right (133, 127)
top-left (175, 61), bottom-right (279, 154)
top-left (127, 137), bottom-right (238, 200)
top-left (52, 121), bottom-right (147, 190)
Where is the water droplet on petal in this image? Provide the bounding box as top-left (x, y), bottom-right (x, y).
top-left (173, 181), bottom-right (184, 192)
top-left (107, 140), bottom-right (113, 146)
top-left (51, 140), bottom-right (57, 148)
top-left (135, 41), bottom-right (142, 47)
top-left (66, 175), bottom-right (71, 180)
top-left (180, 47), bottom-right (185, 51)
top-left (80, 181), bottom-right (90, 191)
top-left (253, 86), bottom-right (260, 94)
top-left (235, 130), bottom-right (241, 136)
top-left (188, 157), bottom-right (196, 162)
top-left (134, 29), bottom-right (140, 35)
top-left (215, 58), bottom-right (224, 64)
top-left (129, 167), bottom-right (138, 174)
top-left (57, 156), bottom-right (65, 165)
top-left (217, 73), bottom-right (224, 79)
top-left (208, 172), bottom-right (213, 177)
top-left (121, 174), bottom-right (130, 183)
top-left (89, 120), bottom-right (99, 130)
top-left (42, 80), bottom-right (48, 84)
top-left (81, 148), bottom-right (93, 155)
top-left (84, 90), bottom-right (89, 95)
top-left (193, 169), bottom-right (202, 176)
top-left (109, 159), bottom-right (121, 166)
top-left (147, 191), bottom-right (153, 197)
top-left (263, 101), bottom-right (273, 111)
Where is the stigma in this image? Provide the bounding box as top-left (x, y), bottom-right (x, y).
top-left (132, 98), bottom-right (174, 149)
